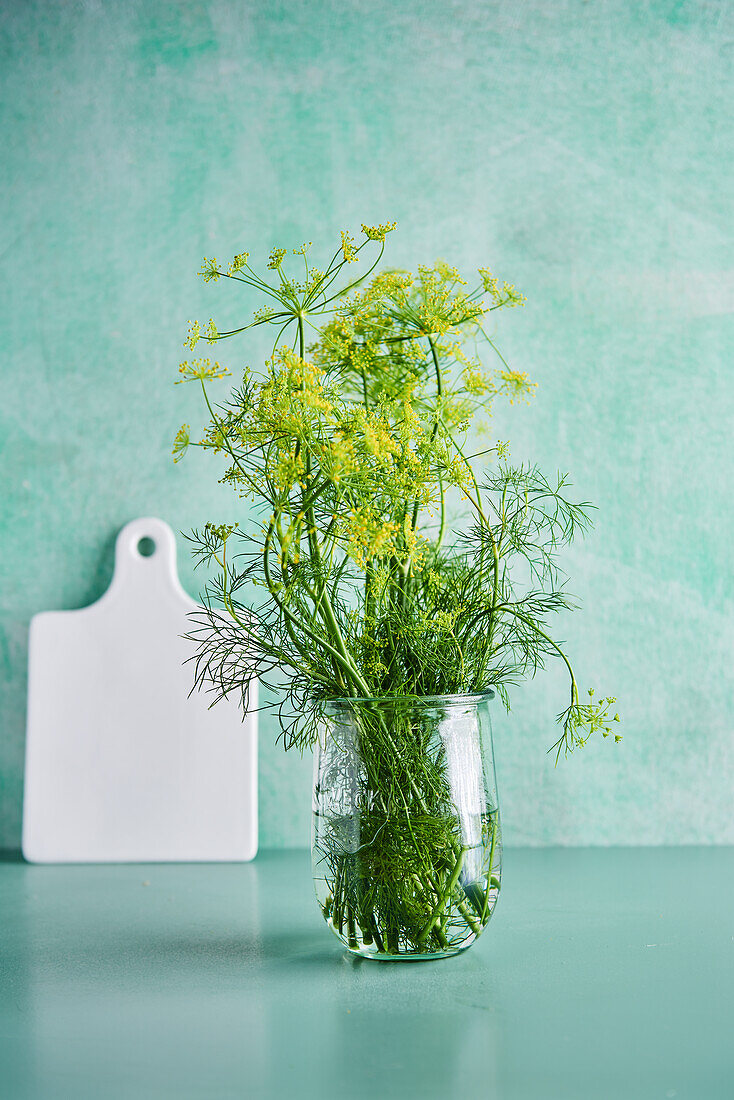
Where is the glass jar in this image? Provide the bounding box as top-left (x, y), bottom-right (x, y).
top-left (312, 691), bottom-right (501, 960)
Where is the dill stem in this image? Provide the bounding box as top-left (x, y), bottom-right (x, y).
top-left (262, 519), bottom-right (362, 690)
top-left (412, 874), bottom-right (450, 949)
top-left (479, 814), bottom-right (500, 925)
top-left (333, 887), bottom-right (344, 934)
top-left (365, 559), bottom-right (375, 620)
top-left (367, 914), bottom-right (384, 952)
top-left (503, 608), bottom-right (578, 703)
top-left (436, 471), bottom-right (446, 548)
top-left (455, 899), bottom-right (481, 936)
top-left (346, 902), bottom-right (358, 949)
top-left (426, 337), bottom-right (447, 548)
top-left (418, 847), bottom-right (466, 945)
top-left (199, 379), bottom-right (249, 484)
top-left (320, 239), bottom-right (385, 307)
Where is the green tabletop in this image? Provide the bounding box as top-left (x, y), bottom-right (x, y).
top-left (1, 848), bottom-right (731, 1099)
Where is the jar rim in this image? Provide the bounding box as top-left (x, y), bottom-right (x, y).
top-left (324, 688), bottom-right (495, 708)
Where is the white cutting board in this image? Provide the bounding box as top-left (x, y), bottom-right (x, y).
top-left (22, 517), bottom-right (257, 863)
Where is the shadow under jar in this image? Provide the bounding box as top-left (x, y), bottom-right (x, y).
top-left (312, 691), bottom-right (502, 960)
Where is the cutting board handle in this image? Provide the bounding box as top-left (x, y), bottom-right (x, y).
top-left (102, 517), bottom-right (195, 609)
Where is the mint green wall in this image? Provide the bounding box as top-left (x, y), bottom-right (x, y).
top-left (2, 1), bottom-right (732, 850)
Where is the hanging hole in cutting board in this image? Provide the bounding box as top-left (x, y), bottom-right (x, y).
top-left (137, 536), bottom-right (156, 557)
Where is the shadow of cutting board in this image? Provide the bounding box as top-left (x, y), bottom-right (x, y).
top-left (22, 517), bottom-right (257, 863)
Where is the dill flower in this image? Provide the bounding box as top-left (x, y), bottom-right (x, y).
top-left (199, 257), bottom-right (221, 282)
top-left (176, 358), bottom-right (230, 383)
top-left (267, 247), bottom-right (287, 270)
top-left (361, 221), bottom-right (397, 242)
top-left (228, 252), bottom-right (249, 273)
top-left (172, 424), bottom-right (190, 463)
top-left (341, 230), bottom-right (358, 263)
top-left (184, 320), bottom-right (201, 350)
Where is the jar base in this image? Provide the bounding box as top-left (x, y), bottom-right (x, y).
top-left (347, 943), bottom-right (473, 961)
top-left (326, 914), bottom-right (483, 960)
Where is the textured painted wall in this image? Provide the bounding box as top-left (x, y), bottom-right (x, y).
top-left (1, 0), bottom-right (732, 850)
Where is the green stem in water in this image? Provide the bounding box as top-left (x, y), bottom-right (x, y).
top-left (479, 814), bottom-right (500, 925)
top-left (418, 847), bottom-right (466, 945)
top-left (346, 901), bottom-right (358, 949)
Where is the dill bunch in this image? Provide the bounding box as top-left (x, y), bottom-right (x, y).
top-left (174, 224), bottom-right (619, 956)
